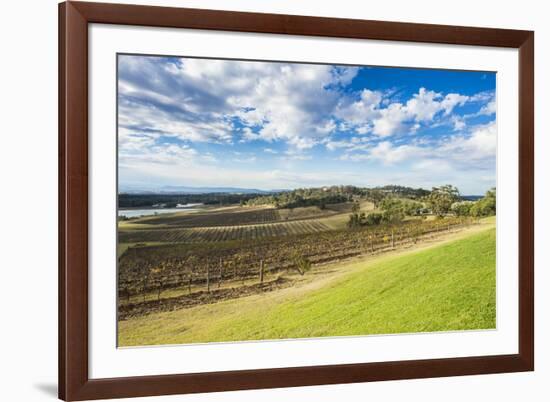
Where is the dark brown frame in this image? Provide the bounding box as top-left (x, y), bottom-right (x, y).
top-left (59, 1), bottom-right (534, 400)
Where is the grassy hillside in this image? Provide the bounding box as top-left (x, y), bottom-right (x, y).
top-left (119, 228), bottom-right (496, 346)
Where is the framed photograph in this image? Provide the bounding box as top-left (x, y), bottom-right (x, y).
top-left (59, 1), bottom-right (534, 400)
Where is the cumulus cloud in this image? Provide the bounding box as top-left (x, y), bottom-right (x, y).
top-left (439, 121), bottom-right (497, 162)
top-left (119, 56), bottom-right (361, 153)
top-left (119, 55), bottom-right (486, 153)
top-left (341, 121), bottom-right (496, 173)
top-left (335, 87), bottom-right (470, 138)
top-left (364, 141), bottom-right (427, 164)
top-left (477, 100), bottom-right (496, 116)
top-left (451, 115), bottom-right (466, 131)
top-left (118, 55), bottom-right (496, 194)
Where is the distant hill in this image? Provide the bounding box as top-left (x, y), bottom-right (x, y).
top-left (120, 185), bottom-right (282, 195)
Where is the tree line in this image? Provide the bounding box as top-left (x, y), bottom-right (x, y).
top-left (118, 192), bottom-right (265, 208)
top-left (245, 185), bottom-right (432, 209)
top-left (348, 185), bottom-right (496, 228)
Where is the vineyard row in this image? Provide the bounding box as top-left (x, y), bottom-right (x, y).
top-left (119, 219), bottom-right (332, 243)
top-left (118, 217), bottom-right (476, 299)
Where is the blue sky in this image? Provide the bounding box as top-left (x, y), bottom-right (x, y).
top-left (118, 55), bottom-right (496, 195)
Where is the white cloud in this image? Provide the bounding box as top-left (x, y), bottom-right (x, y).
top-left (280, 149), bottom-right (313, 161)
top-left (404, 88), bottom-right (468, 122)
top-left (240, 127), bottom-right (261, 142)
top-left (464, 90), bottom-right (496, 118)
top-left (119, 55), bottom-right (482, 155)
top-left (118, 56), bottom-right (495, 194)
top-left (119, 56), bottom-right (336, 148)
top-left (469, 90), bottom-right (494, 103)
top-left (440, 93), bottom-right (470, 116)
top-left (440, 121), bottom-right (496, 162)
top-left (368, 141), bottom-right (427, 164)
top-left (372, 103), bottom-right (409, 137)
top-left (451, 115), bottom-right (466, 131)
top-left (325, 136), bottom-right (370, 152)
top-left (411, 158), bottom-right (452, 172)
top-left (335, 87), bottom-right (469, 138)
top-left (326, 140), bottom-right (351, 151)
top-left (477, 100), bottom-right (496, 116)
top-left (340, 121), bottom-right (496, 172)
top-left (334, 89), bottom-right (382, 133)
top-left (119, 142), bottom-right (198, 167)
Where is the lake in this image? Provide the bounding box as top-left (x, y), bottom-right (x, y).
top-left (118, 203), bottom-right (203, 218)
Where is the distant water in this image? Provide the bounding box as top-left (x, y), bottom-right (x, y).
top-left (118, 203), bottom-right (203, 218)
top-left (461, 195), bottom-right (483, 201)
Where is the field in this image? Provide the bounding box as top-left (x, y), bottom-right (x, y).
top-left (118, 219), bottom-right (332, 243)
top-left (117, 195), bottom-right (496, 347)
top-left (117, 215), bottom-right (476, 305)
top-left (136, 207), bottom-right (282, 227)
top-left (118, 226), bottom-right (496, 346)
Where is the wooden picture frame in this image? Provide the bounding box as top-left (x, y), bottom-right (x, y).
top-left (59, 1), bottom-right (534, 400)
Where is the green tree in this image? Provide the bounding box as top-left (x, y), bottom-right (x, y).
top-left (379, 198), bottom-right (405, 223)
top-left (347, 212), bottom-right (366, 228)
top-left (470, 188), bottom-right (496, 217)
top-left (367, 189), bottom-right (385, 207)
top-left (402, 200), bottom-right (424, 216)
top-left (451, 201), bottom-right (474, 216)
top-left (365, 212), bottom-right (383, 226)
top-left (425, 185), bottom-right (460, 217)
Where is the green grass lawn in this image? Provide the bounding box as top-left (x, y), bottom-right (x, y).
top-left (119, 228), bottom-right (496, 346)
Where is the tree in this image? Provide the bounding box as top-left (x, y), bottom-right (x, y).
top-left (347, 212), bottom-right (366, 228)
top-left (470, 188), bottom-right (496, 217)
top-left (425, 185), bottom-right (460, 217)
top-left (367, 189), bottom-right (385, 207)
top-left (402, 200), bottom-right (424, 216)
top-left (451, 201), bottom-right (474, 216)
top-left (365, 212), bottom-right (383, 226)
top-left (379, 198), bottom-right (405, 223)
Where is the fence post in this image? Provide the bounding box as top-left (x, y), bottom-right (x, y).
top-left (259, 259), bottom-right (264, 284)
top-left (188, 273), bottom-right (192, 294)
top-left (391, 230), bottom-right (395, 248)
top-left (206, 259), bottom-right (210, 292)
top-left (218, 257), bottom-right (223, 288)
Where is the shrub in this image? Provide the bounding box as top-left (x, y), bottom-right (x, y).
top-left (292, 252), bottom-right (312, 275)
top-left (347, 212), bottom-right (366, 228)
top-left (451, 201), bottom-right (474, 216)
top-left (365, 212), bottom-right (383, 226)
